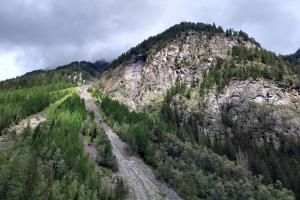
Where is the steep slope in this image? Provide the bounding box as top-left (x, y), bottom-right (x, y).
top-left (98, 89), bottom-right (295, 199)
top-left (98, 22), bottom-right (300, 199)
top-left (79, 85), bottom-right (182, 200)
top-left (284, 49), bottom-right (300, 86)
top-left (1, 21), bottom-right (299, 199)
top-left (0, 69), bottom-right (124, 199)
top-left (0, 60), bottom-right (109, 133)
top-left (0, 94), bottom-right (124, 199)
top-left (285, 48), bottom-right (300, 67)
top-left (100, 22), bottom-right (258, 110)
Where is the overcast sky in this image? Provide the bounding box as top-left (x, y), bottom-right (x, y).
top-left (0, 0), bottom-right (299, 80)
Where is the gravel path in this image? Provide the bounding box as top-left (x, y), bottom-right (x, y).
top-left (78, 85), bottom-right (183, 200)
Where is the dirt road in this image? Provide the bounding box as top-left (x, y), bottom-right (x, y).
top-left (78, 85), bottom-right (183, 200)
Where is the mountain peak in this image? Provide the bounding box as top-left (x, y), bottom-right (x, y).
top-left (295, 48), bottom-right (300, 56)
top-left (109, 22), bottom-right (260, 69)
top-left (100, 22), bottom-right (262, 110)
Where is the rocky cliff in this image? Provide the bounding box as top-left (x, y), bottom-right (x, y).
top-left (171, 79), bottom-right (300, 143)
top-left (99, 22), bottom-right (300, 141)
top-left (98, 22), bottom-right (300, 198)
top-left (100, 27), bottom-right (257, 110)
top-left (99, 22), bottom-right (300, 143)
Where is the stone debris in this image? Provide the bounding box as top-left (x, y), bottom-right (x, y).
top-left (78, 85), bottom-right (183, 200)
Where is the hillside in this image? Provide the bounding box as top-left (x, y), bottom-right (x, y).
top-left (0, 60), bottom-right (108, 132)
top-left (0, 62), bottom-right (129, 200)
top-left (98, 22), bottom-right (300, 199)
top-left (0, 60), bottom-right (109, 90)
top-left (285, 48), bottom-right (300, 74)
top-left (0, 22), bottom-right (299, 200)
top-left (100, 22), bottom-right (262, 110)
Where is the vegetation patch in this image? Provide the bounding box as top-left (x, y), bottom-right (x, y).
top-left (95, 88), bottom-right (294, 200)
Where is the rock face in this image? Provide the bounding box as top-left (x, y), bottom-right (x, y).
top-left (97, 24), bottom-right (300, 198)
top-left (99, 27), bottom-right (300, 144)
top-left (217, 80), bottom-right (300, 145)
top-left (203, 80), bottom-right (300, 121)
top-left (171, 79), bottom-right (300, 145)
top-left (100, 31), bottom-right (257, 110)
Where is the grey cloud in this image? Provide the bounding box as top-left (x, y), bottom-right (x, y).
top-left (0, 0), bottom-right (299, 80)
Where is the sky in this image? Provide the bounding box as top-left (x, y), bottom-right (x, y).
top-left (0, 0), bottom-right (300, 80)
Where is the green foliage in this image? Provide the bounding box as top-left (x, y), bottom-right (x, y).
top-left (101, 96), bottom-right (151, 156)
top-left (89, 87), bottom-right (104, 101)
top-left (284, 48), bottom-right (300, 71)
top-left (212, 104), bottom-right (300, 199)
top-left (94, 125), bottom-right (118, 171)
top-left (0, 61), bottom-right (104, 91)
top-left (160, 82), bottom-right (205, 143)
top-left (159, 83), bottom-right (299, 199)
top-left (232, 46), bottom-right (285, 67)
top-left (0, 94), bottom-right (116, 200)
top-left (101, 96), bottom-right (150, 125)
top-left (0, 84), bottom-right (71, 132)
top-left (200, 57), bottom-right (285, 93)
top-left (100, 91), bottom-right (295, 200)
top-left (114, 178), bottom-right (128, 200)
top-left (284, 49), bottom-right (300, 89)
top-left (81, 114), bottom-right (97, 138)
top-left (0, 70), bottom-right (71, 90)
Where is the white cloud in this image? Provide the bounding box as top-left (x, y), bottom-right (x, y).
top-left (0, 50), bottom-right (21, 81)
top-left (0, 47), bottom-right (45, 81)
top-left (0, 0), bottom-right (299, 80)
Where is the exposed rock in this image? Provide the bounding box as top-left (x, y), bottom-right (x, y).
top-left (8, 112), bottom-right (46, 135)
top-left (100, 31), bottom-right (257, 110)
top-left (219, 80), bottom-right (300, 139)
top-left (217, 79), bottom-right (300, 108)
top-left (66, 72), bottom-right (87, 86)
top-left (99, 28), bottom-right (300, 146)
top-left (172, 79), bottom-right (300, 145)
top-left (78, 85), bottom-right (183, 200)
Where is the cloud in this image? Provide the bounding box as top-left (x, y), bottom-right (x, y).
top-left (0, 0), bottom-right (299, 80)
top-left (0, 50), bottom-right (21, 81)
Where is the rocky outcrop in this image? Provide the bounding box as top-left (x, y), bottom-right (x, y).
top-left (218, 80), bottom-right (300, 139)
top-left (96, 24), bottom-right (300, 197)
top-left (100, 31), bottom-right (257, 110)
top-left (99, 25), bottom-right (300, 144)
top-left (172, 79), bottom-right (300, 145)
top-left (66, 72), bottom-right (87, 85)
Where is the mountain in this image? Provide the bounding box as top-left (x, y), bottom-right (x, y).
top-left (0, 59), bottom-right (127, 199)
top-left (0, 60), bottom-right (109, 90)
top-left (0, 22), bottom-right (299, 200)
top-left (98, 22), bottom-right (300, 199)
top-left (93, 59), bottom-right (110, 73)
top-left (284, 48), bottom-right (300, 74)
top-left (285, 48), bottom-right (300, 64)
top-left (100, 22), bottom-right (261, 110)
